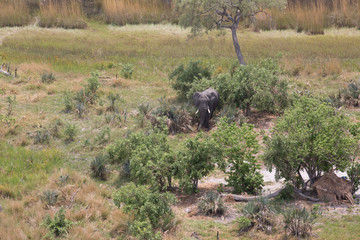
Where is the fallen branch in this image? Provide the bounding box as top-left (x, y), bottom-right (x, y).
top-left (222, 187), bottom-right (284, 202)
top-left (292, 187), bottom-right (320, 202)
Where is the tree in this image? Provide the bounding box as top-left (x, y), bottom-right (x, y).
top-left (175, 0), bottom-right (286, 65)
top-left (263, 96), bottom-right (358, 189)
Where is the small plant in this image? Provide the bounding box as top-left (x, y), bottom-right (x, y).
top-left (95, 126), bottom-right (111, 144)
top-left (84, 72), bottom-right (100, 104)
top-left (58, 175), bottom-right (69, 186)
top-left (120, 63), bottom-right (133, 79)
top-left (283, 207), bottom-right (316, 238)
top-left (41, 72), bottom-right (56, 83)
top-left (198, 190), bottom-right (224, 216)
top-left (64, 123), bottom-right (77, 142)
top-left (42, 207), bottom-right (73, 238)
top-left (237, 216), bottom-right (253, 234)
top-left (107, 92), bottom-right (120, 112)
top-left (242, 197), bottom-right (275, 234)
top-left (41, 190), bottom-right (59, 206)
top-left (63, 91), bottom-right (74, 113)
top-left (90, 155), bottom-right (109, 180)
top-left (49, 118), bottom-right (63, 139)
top-left (34, 128), bottom-right (50, 145)
top-left (6, 95), bottom-right (16, 116)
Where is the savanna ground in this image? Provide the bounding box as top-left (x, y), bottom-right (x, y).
top-left (1, 23), bottom-right (360, 239)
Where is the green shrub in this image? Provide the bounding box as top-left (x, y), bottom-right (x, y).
top-left (41, 72), bottom-right (56, 84)
top-left (276, 183), bottom-right (294, 201)
top-left (237, 216), bottom-right (253, 234)
top-left (198, 190), bottom-right (224, 216)
top-left (84, 72), bottom-right (100, 104)
top-left (34, 128), bottom-right (50, 145)
top-left (169, 61), bottom-right (211, 100)
top-left (74, 89), bottom-right (86, 118)
top-left (113, 183), bottom-right (176, 239)
top-left (121, 63), bottom-right (134, 79)
top-left (348, 162), bottom-right (360, 195)
top-left (90, 155), bottom-right (109, 180)
top-left (64, 123), bottom-right (77, 142)
top-left (41, 190), bottom-right (59, 206)
top-left (42, 207), bottom-right (73, 238)
top-left (242, 197), bottom-right (275, 234)
top-left (263, 96), bottom-right (358, 188)
top-left (107, 92), bottom-right (120, 112)
top-left (212, 118), bottom-right (263, 194)
top-left (283, 207), bottom-right (315, 238)
top-left (95, 126), bottom-right (111, 144)
top-left (63, 90), bottom-right (74, 113)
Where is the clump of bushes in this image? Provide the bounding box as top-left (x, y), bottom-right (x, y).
top-left (328, 79), bottom-right (360, 107)
top-left (113, 182), bottom-right (176, 240)
top-left (41, 72), bottom-right (56, 84)
top-left (90, 154), bottom-right (109, 180)
top-left (283, 207), bottom-right (316, 238)
top-left (41, 189), bottom-right (59, 206)
top-left (64, 123), bottom-right (77, 142)
top-left (198, 190), bottom-right (225, 216)
top-left (120, 63), bottom-right (134, 79)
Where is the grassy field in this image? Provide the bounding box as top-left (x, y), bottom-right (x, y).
top-left (1, 23), bottom-right (360, 239)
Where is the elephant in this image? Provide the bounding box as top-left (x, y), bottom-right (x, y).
top-left (193, 88), bottom-right (219, 130)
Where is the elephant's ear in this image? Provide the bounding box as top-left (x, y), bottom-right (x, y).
top-left (193, 92), bottom-right (201, 107)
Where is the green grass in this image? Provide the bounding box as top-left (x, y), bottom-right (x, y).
top-left (0, 141), bottom-right (63, 198)
top-left (317, 215), bottom-right (360, 240)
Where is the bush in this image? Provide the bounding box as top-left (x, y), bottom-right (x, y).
top-left (263, 96), bottom-right (358, 188)
top-left (198, 190), bottom-right (225, 216)
top-left (41, 190), bottom-right (59, 206)
top-left (121, 63), bottom-right (134, 79)
top-left (84, 72), bottom-right (100, 104)
top-left (177, 133), bottom-right (221, 193)
top-left (107, 92), bottom-right (120, 112)
top-left (34, 128), bottom-right (50, 144)
top-left (237, 216), bottom-right (253, 234)
top-left (63, 90), bottom-right (74, 113)
top-left (41, 72), bottom-right (56, 84)
top-left (90, 155), bottom-right (109, 180)
top-left (348, 162), bottom-right (360, 195)
top-left (95, 126), bottom-right (111, 144)
top-left (169, 61), bottom-right (211, 100)
top-left (242, 197), bottom-right (275, 234)
top-left (42, 207), bottom-right (73, 238)
top-left (64, 123), bottom-right (77, 142)
top-left (283, 207), bottom-right (316, 238)
top-left (212, 118), bottom-right (263, 194)
top-left (113, 183), bottom-right (176, 239)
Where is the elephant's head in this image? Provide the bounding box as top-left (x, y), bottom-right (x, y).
top-left (193, 89), bottom-right (219, 130)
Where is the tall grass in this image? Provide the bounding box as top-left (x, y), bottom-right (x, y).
top-left (102, 0), bottom-right (172, 25)
top-left (39, 0), bottom-right (87, 29)
top-left (0, 0), bottom-right (31, 27)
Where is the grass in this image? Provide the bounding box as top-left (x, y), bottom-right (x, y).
top-left (316, 215), bottom-right (360, 240)
top-left (0, 141), bottom-right (62, 198)
top-left (0, 0), bottom-right (31, 27)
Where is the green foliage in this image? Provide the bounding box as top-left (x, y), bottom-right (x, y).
top-left (107, 92), bottom-right (120, 112)
top-left (64, 123), bottom-right (77, 142)
top-left (41, 72), bottom-right (56, 83)
top-left (95, 126), bottom-right (111, 144)
top-left (263, 96), bottom-right (358, 188)
top-left (113, 183), bottom-right (176, 239)
top-left (6, 95), bottom-right (16, 116)
top-left (242, 197), bottom-right (276, 234)
top-left (177, 133), bottom-right (221, 193)
top-left (63, 90), bottom-right (74, 113)
top-left (237, 216), bottom-right (253, 233)
top-left (107, 131), bottom-right (178, 191)
top-left (42, 207), bottom-right (73, 238)
top-left (90, 154), bottom-right (109, 180)
top-left (121, 63), bottom-right (134, 79)
top-left (198, 190), bottom-right (224, 216)
top-left (276, 183), bottom-right (294, 201)
top-left (283, 207), bottom-right (316, 238)
top-left (212, 118), bottom-right (263, 194)
top-left (41, 190), bottom-right (59, 206)
top-left (347, 162), bottom-right (360, 194)
top-left (34, 128), bottom-right (50, 145)
top-left (169, 61), bottom-right (211, 100)
top-left (74, 89), bottom-right (86, 118)
top-left (328, 80), bottom-right (360, 107)
top-left (84, 72), bottom-right (100, 104)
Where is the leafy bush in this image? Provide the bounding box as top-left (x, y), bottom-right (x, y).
top-left (113, 183), bottom-right (176, 239)
top-left (84, 72), bottom-right (100, 104)
top-left (242, 197), bottom-right (276, 234)
top-left (63, 90), bottom-right (74, 113)
top-left (64, 123), bottom-right (77, 142)
top-left (42, 207), bottom-right (73, 238)
top-left (90, 155), bottom-right (109, 180)
top-left (107, 132), bottom-right (178, 191)
top-left (283, 207), bottom-right (316, 238)
top-left (177, 133), bottom-right (221, 193)
top-left (198, 190), bottom-right (225, 216)
top-left (41, 72), bottom-right (56, 84)
top-left (328, 80), bottom-right (360, 107)
top-left (212, 118), bottom-right (263, 194)
top-left (41, 190), bottom-right (59, 206)
top-left (263, 96), bottom-right (358, 188)
top-left (348, 162), bottom-right (360, 195)
top-left (169, 61), bottom-right (211, 100)
top-left (121, 63), bottom-right (134, 79)
top-left (237, 216), bottom-right (253, 234)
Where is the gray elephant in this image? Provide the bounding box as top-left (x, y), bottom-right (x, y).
top-left (193, 88), bottom-right (219, 130)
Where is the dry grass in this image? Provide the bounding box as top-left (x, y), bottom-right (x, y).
top-left (0, 0), bottom-right (31, 27)
top-left (102, 0), bottom-right (172, 25)
top-left (39, 0), bottom-right (87, 29)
